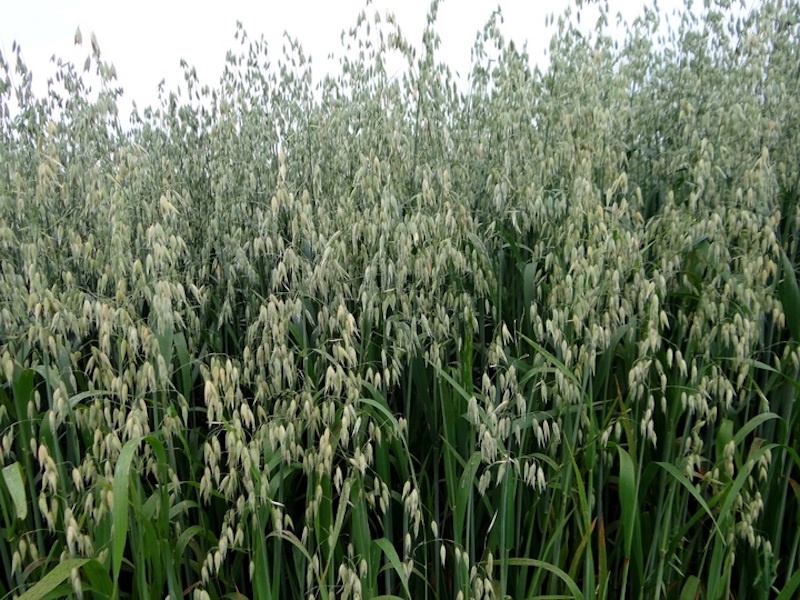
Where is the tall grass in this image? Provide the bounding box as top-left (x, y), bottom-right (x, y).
top-left (1, 0), bottom-right (799, 598)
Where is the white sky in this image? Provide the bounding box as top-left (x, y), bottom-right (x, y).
top-left (1, 0), bottom-right (708, 119)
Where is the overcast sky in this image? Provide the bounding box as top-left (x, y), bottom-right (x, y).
top-left (2, 0), bottom-right (708, 118)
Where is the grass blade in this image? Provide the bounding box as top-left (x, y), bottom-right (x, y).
top-left (679, 575), bottom-right (702, 600)
top-left (614, 445), bottom-right (637, 560)
top-left (779, 247), bottom-right (800, 341)
top-left (17, 558), bottom-right (91, 600)
top-left (506, 558), bottom-right (585, 599)
top-left (374, 537), bottom-right (411, 599)
top-left (777, 566), bottom-right (800, 600)
top-left (654, 462), bottom-right (723, 539)
top-left (1, 462), bottom-right (27, 520)
top-left (112, 436), bottom-right (142, 597)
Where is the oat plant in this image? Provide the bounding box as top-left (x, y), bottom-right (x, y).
top-left (1, 0), bottom-right (799, 598)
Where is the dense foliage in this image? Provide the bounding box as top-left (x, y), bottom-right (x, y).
top-left (1, 0), bottom-right (800, 598)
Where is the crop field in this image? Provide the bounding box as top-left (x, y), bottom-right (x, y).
top-left (1, 0), bottom-right (799, 598)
